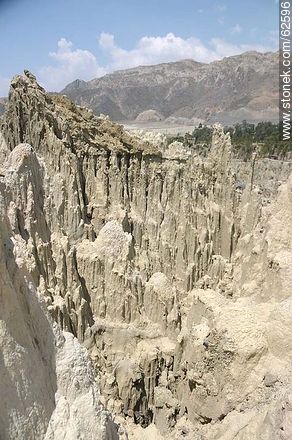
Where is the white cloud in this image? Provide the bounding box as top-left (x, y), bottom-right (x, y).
top-left (99, 32), bottom-right (220, 68)
top-left (39, 38), bottom-right (106, 91)
top-left (1, 32), bottom-right (276, 95)
top-left (230, 24), bottom-right (242, 34)
top-left (210, 38), bottom-right (272, 58)
top-left (99, 32), bottom-right (274, 70)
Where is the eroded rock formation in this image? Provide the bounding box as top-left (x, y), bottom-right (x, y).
top-left (0, 143), bottom-right (120, 439)
top-left (1, 71), bottom-right (292, 439)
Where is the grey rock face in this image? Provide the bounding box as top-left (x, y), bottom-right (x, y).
top-left (1, 71), bottom-right (292, 440)
top-left (0, 142), bottom-right (120, 439)
top-left (61, 51), bottom-right (278, 124)
top-left (0, 97), bottom-right (6, 115)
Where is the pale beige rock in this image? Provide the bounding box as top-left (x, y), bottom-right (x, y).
top-left (1, 71), bottom-right (292, 440)
top-left (0, 136), bottom-right (119, 439)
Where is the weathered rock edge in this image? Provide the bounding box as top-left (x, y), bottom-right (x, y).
top-left (1, 71), bottom-right (292, 439)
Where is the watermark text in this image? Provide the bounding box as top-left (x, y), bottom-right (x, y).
top-left (280, 1), bottom-right (292, 140)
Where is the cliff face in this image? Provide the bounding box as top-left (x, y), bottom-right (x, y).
top-left (0, 98), bottom-right (6, 116)
top-left (1, 71), bottom-right (292, 440)
top-left (0, 143), bottom-right (120, 439)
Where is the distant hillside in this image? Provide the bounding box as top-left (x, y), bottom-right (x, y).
top-left (62, 51), bottom-right (279, 125)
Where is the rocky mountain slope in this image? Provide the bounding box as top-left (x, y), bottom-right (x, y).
top-left (1, 71), bottom-right (292, 439)
top-left (62, 51), bottom-right (278, 125)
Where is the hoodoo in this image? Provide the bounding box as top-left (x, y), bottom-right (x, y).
top-left (1, 71), bottom-right (292, 439)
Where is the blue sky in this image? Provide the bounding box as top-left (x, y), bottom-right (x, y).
top-left (0, 0), bottom-right (278, 94)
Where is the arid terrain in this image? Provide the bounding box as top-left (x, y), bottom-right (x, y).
top-left (1, 71), bottom-right (292, 440)
top-left (0, 97), bottom-right (7, 116)
top-left (62, 51), bottom-right (278, 127)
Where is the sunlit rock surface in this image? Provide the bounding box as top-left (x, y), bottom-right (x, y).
top-left (1, 71), bottom-right (292, 439)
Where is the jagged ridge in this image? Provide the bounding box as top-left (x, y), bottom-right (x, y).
top-left (1, 71), bottom-right (292, 440)
top-left (61, 51), bottom-right (278, 124)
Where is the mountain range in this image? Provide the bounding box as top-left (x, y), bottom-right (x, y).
top-left (62, 51), bottom-right (279, 126)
